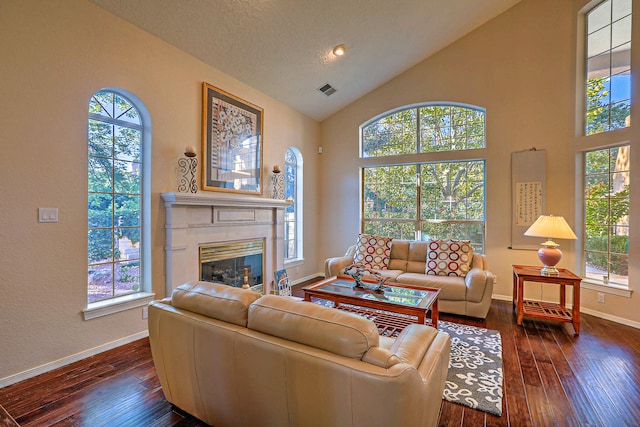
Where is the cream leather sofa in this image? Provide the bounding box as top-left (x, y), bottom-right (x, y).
top-left (325, 239), bottom-right (495, 319)
top-left (148, 281), bottom-right (450, 427)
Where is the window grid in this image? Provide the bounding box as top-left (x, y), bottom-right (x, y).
top-left (583, 145), bottom-right (630, 286)
top-left (362, 160), bottom-right (486, 252)
top-left (88, 91), bottom-right (143, 303)
top-left (284, 148), bottom-right (299, 261)
top-left (360, 103), bottom-right (486, 251)
top-left (585, 0), bottom-right (631, 135)
top-left (362, 104), bottom-right (485, 158)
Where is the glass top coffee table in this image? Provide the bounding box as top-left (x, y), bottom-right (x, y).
top-left (303, 276), bottom-right (440, 337)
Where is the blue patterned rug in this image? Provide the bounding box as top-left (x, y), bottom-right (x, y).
top-left (309, 298), bottom-right (503, 415)
top-left (439, 321), bottom-right (503, 416)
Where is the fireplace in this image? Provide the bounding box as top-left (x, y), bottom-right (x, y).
top-left (200, 239), bottom-right (264, 289)
top-left (161, 192), bottom-right (289, 297)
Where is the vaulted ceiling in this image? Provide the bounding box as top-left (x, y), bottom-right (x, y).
top-left (89, 0), bottom-right (522, 121)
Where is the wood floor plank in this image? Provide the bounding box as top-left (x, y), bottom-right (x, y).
top-left (539, 324), bottom-right (604, 426)
top-left (526, 322), bottom-right (582, 426)
top-left (2, 285), bottom-right (640, 427)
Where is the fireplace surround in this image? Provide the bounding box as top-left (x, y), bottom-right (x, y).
top-left (161, 192), bottom-right (290, 296)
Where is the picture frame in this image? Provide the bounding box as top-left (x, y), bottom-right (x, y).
top-left (273, 269), bottom-right (290, 296)
top-left (202, 82), bottom-right (263, 194)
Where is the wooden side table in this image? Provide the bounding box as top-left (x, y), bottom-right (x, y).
top-left (512, 265), bottom-right (582, 335)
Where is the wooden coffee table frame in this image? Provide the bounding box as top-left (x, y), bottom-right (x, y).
top-left (304, 276), bottom-right (440, 336)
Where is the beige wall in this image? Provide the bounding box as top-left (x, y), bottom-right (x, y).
top-left (0, 0), bottom-right (319, 381)
top-left (319, 0), bottom-right (640, 326)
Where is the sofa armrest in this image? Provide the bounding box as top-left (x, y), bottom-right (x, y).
top-left (324, 246), bottom-right (356, 277)
top-left (362, 347), bottom-right (402, 368)
top-left (389, 324), bottom-right (438, 368)
top-left (465, 268), bottom-right (494, 303)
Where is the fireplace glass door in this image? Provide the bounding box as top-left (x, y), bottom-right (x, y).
top-left (200, 239), bottom-right (264, 289)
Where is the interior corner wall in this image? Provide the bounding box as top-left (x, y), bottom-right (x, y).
top-left (0, 0), bottom-right (319, 382)
top-left (318, 0), bottom-right (640, 326)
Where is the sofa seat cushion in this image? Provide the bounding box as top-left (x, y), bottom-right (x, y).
top-left (171, 281), bottom-right (262, 327)
top-left (395, 273), bottom-right (467, 301)
top-left (248, 295), bottom-right (379, 359)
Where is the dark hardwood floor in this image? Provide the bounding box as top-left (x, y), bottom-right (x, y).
top-left (2, 281), bottom-right (639, 426)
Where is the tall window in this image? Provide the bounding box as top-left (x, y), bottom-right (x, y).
top-left (88, 90), bottom-right (146, 303)
top-left (584, 145), bottom-right (630, 286)
top-left (284, 147), bottom-right (303, 262)
top-left (361, 104), bottom-right (486, 251)
top-left (585, 0), bottom-right (631, 135)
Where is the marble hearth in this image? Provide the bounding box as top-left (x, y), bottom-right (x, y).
top-left (161, 192), bottom-right (290, 296)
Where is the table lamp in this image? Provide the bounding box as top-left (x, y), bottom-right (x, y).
top-left (524, 214), bottom-right (577, 276)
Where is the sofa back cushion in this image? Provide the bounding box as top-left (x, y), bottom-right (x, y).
top-left (171, 281), bottom-right (262, 327)
top-left (353, 234), bottom-right (393, 269)
top-left (406, 241), bottom-right (429, 273)
top-left (426, 239), bottom-right (474, 277)
top-left (248, 295), bottom-right (379, 359)
top-left (388, 240), bottom-right (410, 270)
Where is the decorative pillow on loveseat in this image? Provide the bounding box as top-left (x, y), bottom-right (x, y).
top-left (426, 239), bottom-right (473, 277)
top-left (353, 234), bottom-right (393, 270)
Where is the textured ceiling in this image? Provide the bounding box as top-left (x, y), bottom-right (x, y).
top-left (89, 0), bottom-right (522, 121)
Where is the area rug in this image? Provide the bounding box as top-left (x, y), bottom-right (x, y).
top-left (439, 320), bottom-right (503, 416)
top-left (309, 299), bottom-right (503, 415)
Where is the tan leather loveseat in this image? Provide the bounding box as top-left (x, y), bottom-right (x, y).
top-left (148, 281), bottom-right (451, 427)
top-left (325, 239), bottom-right (495, 318)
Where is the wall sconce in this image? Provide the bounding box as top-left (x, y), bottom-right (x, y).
top-left (271, 164), bottom-right (284, 199)
top-left (178, 145), bottom-right (198, 193)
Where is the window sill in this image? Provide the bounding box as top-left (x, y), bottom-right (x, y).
top-left (284, 258), bottom-right (305, 268)
top-left (581, 280), bottom-right (632, 298)
top-left (83, 292), bottom-right (155, 320)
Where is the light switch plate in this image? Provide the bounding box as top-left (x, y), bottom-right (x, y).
top-left (38, 207), bottom-right (58, 223)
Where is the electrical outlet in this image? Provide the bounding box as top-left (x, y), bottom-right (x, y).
top-left (142, 306), bottom-right (149, 319)
top-left (597, 293), bottom-right (605, 304)
top-left (38, 207), bottom-right (58, 223)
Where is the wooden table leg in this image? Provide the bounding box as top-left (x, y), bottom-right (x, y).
top-left (431, 299), bottom-right (438, 329)
top-left (560, 284), bottom-right (566, 308)
top-left (517, 278), bottom-right (524, 325)
top-left (513, 271), bottom-right (518, 309)
top-left (573, 281), bottom-right (580, 335)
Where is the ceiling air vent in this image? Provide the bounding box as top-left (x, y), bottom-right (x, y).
top-left (318, 83), bottom-right (337, 96)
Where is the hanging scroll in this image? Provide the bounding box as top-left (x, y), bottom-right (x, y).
top-left (511, 149), bottom-right (546, 249)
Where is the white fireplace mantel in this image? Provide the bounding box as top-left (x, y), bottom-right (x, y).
top-left (161, 192), bottom-right (291, 209)
top-left (161, 192), bottom-right (290, 297)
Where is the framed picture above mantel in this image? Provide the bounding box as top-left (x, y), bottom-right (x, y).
top-left (202, 82), bottom-right (263, 194)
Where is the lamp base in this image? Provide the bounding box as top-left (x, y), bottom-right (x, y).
top-left (540, 265), bottom-right (560, 276)
top-left (538, 244), bottom-right (562, 276)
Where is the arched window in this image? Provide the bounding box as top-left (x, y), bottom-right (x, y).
top-left (360, 103), bottom-right (486, 252)
top-left (284, 147), bottom-right (303, 262)
top-left (87, 89), bottom-right (151, 308)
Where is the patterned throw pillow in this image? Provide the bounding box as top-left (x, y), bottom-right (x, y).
top-left (352, 234), bottom-right (393, 270)
top-left (426, 239), bottom-right (474, 277)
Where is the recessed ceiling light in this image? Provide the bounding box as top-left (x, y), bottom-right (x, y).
top-left (333, 44), bottom-right (345, 56)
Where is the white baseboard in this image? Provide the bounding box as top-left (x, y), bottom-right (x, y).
top-left (0, 277), bottom-right (324, 389)
top-left (291, 272), bottom-right (324, 286)
top-left (492, 294), bottom-right (640, 329)
top-left (0, 330), bottom-right (149, 388)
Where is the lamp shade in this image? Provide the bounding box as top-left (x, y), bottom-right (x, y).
top-left (524, 215), bottom-right (576, 276)
top-left (524, 215), bottom-right (577, 240)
